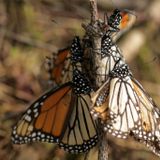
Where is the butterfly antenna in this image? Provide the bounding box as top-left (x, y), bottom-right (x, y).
top-left (104, 12), bottom-right (108, 24)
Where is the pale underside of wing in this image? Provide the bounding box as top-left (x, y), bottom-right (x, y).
top-left (59, 94), bottom-right (98, 153)
top-left (91, 77), bottom-right (141, 138)
top-left (91, 76), bottom-right (160, 156)
top-left (96, 42), bottom-right (124, 85)
top-left (131, 78), bottom-right (160, 156)
top-left (104, 77), bottom-right (141, 138)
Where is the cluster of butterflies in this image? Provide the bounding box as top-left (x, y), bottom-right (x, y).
top-left (12, 9), bottom-right (160, 157)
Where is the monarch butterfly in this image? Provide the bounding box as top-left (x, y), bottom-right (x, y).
top-left (12, 68), bottom-right (98, 153)
top-left (97, 8), bottom-right (136, 84)
top-left (107, 9), bottom-right (136, 33)
top-left (46, 36), bottom-right (83, 86)
top-left (91, 61), bottom-right (160, 156)
top-left (89, 10), bottom-right (160, 156)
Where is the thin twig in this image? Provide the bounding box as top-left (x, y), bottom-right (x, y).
top-left (90, 0), bottom-right (98, 24)
top-left (89, 0), bottom-right (102, 52)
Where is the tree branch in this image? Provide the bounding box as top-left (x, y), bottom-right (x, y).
top-left (83, 0), bottom-right (109, 160)
top-left (98, 125), bottom-right (109, 160)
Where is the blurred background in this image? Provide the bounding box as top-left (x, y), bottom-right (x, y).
top-left (0, 0), bottom-right (160, 160)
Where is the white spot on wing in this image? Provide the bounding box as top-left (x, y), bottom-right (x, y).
top-left (24, 115), bottom-right (31, 122)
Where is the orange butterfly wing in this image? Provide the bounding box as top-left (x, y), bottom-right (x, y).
top-left (46, 37), bottom-right (84, 86)
top-left (12, 82), bottom-right (73, 143)
top-left (119, 10), bottom-right (136, 30)
top-left (47, 48), bottom-right (71, 85)
top-left (52, 48), bottom-right (71, 84)
top-left (108, 9), bottom-right (136, 31)
top-left (35, 84), bottom-right (72, 136)
top-left (12, 81), bottom-right (98, 153)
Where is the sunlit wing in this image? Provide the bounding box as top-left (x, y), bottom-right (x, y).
top-left (131, 78), bottom-right (160, 156)
top-left (91, 76), bottom-right (141, 139)
top-left (91, 73), bottom-right (160, 155)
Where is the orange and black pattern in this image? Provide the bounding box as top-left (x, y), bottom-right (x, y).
top-left (107, 9), bottom-right (136, 32)
top-left (12, 68), bottom-right (98, 153)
